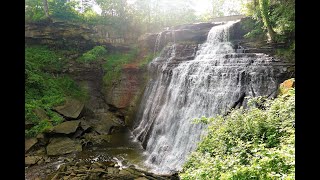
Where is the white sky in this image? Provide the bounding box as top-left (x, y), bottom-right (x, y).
top-left (93, 0), bottom-right (213, 15)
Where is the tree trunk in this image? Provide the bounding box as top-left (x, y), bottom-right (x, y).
top-left (259, 0), bottom-right (276, 42)
top-left (42, 0), bottom-right (50, 18)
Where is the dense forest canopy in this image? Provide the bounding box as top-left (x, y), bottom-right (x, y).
top-left (26, 0), bottom-right (295, 44)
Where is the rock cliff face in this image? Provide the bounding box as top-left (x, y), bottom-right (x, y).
top-left (25, 21), bottom-right (135, 51)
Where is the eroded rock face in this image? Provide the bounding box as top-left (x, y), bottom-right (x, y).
top-left (138, 22), bottom-right (218, 53)
top-left (104, 66), bottom-right (146, 110)
top-left (46, 137), bottom-right (82, 156)
top-left (25, 21), bottom-right (136, 51)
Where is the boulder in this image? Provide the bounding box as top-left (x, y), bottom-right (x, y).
top-left (82, 133), bottom-right (111, 145)
top-left (91, 112), bottom-right (125, 135)
top-left (46, 137), bottom-right (82, 156)
top-left (135, 177), bottom-right (149, 180)
top-left (279, 78), bottom-right (295, 95)
top-left (107, 167), bottom-right (120, 174)
top-left (36, 133), bottom-right (48, 145)
top-left (25, 156), bottom-right (42, 166)
top-left (52, 120), bottom-right (80, 134)
top-left (79, 119), bottom-right (91, 131)
top-left (25, 138), bottom-right (38, 152)
top-left (54, 98), bottom-right (84, 119)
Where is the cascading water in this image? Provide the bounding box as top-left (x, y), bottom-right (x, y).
top-left (154, 32), bottom-right (163, 56)
top-left (133, 21), bottom-right (292, 174)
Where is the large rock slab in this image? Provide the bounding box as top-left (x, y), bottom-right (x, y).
top-left (52, 120), bottom-right (80, 134)
top-left (54, 98), bottom-right (84, 119)
top-left (46, 137), bottom-right (82, 156)
top-left (91, 112), bottom-right (125, 135)
top-left (279, 78), bottom-right (295, 95)
top-left (25, 156), bottom-right (42, 166)
top-left (25, 138), bottom-right (38, 152)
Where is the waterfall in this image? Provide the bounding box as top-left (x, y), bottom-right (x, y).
top-left (154, 32), bottom-right (163, 56)
top-left (133, 21), bottom-right (291, 174)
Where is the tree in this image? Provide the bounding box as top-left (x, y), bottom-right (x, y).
top-left (42, 0), bottom-right (50, 18)
top-left (258, 0), bottom-right (276, 42)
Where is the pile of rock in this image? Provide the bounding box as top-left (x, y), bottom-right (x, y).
top-left (25, 98), bottom-right (126, 168)
top-left (48, 160), bottom-right (179, 180)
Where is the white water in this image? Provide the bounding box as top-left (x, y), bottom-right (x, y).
top-left (133, 21), bottom-right (288, 174)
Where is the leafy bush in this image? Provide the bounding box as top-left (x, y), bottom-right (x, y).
top-left (78, 46), bottom-right (108, 63)
top-left (180, 88), bottom-right (295, 179)
top-left (25, 46), bottom-right (88, 137)
top-left (103, 48), bottom-right (138, 87)
top-left (25, 46), bottom-right (66, 72)
top-left (138, 53), bottom-right (156, 68)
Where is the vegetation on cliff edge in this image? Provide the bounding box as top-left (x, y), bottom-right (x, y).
top-left (25, 46), bottom-right (88, 137)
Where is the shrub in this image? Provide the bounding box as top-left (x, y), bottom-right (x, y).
top-left (25, 46), bottom-right (88, 137)
top-left (78, 46), bottom-right (107, 62)
top-left (180, 87), bottom-right (295, 179)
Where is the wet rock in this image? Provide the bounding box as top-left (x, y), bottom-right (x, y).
top-left (25, 138), bottom-right (38, 152)
top-left (54, 98), bottom-right (84, 119)
top-left (82, 132), bottom-right (111, 145)
top-left (52, 120), bottom-right (80, 134)
top-left (72, 128), bottom-right (84, 138)
top-left (34, 147), bottom-right (46, 155)
top-left (58, 164), bottom-right (67, 172)
top-left (90, 168), bottom-right (106, 173)
top-left (36, 133), bottom-right (48, 145)
top-left (103, 161), bottom-right (116, 167)
top-left (91, 112), bottom-right (125, 135)
top-left (119, 168), bottom-right (142, 178)
top-left (107, 167), bottom-right (120, 174)
top-left (75, 160), bottom-right (86, 167)
top-left (46, 137), bottom-right (82, 156)
top-left (46, 169), bottom-right (52, 174)
top-left (51, 172), bottom-right (65, 180)
top-left (25, 156), bottom-right (41, 166)
top-left (135, 177), bottom-right (149, 180)
top-left (37, 158), bottom-right (45, 165)
top-left (80, 120), bottom-right (91, 132)
top-left (92, 162), bottom-right (105, 169)
top-left (44, 157), bottom-right (51, 163)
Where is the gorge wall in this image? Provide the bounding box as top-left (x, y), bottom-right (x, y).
top-left (25, 21), bottom-right (137, 51)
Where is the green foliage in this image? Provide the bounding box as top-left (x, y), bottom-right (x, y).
top-left (25, 0), bottom-right (46, 22)
top-left (138, 53), bottom-right (156, 68)
top-left (275, 41), bottom-right (295, 62)
top-left (180, 88), bottom-right (295, 179)
top-left (242, 18), bottom-right (266, 40)
top-left (48, 0), bottom-right (83, 22)
top-left (25, 46), bottom-right (66, 72)
top-left (103, 48), bottom-right (139, 87)
top-left (25, 120), bottom-right (53, 138)
top-left (25, 46), bottom-right (88, 137)
top-left (244, 0), bottom-right (295, 43)
top-left (78, 46), bottom-right (108, 63)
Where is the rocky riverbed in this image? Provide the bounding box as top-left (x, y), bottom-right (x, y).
top-left (25, 127), bottom-right (179, 180)
top-left (25, 96), bottom-right (180, 180)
